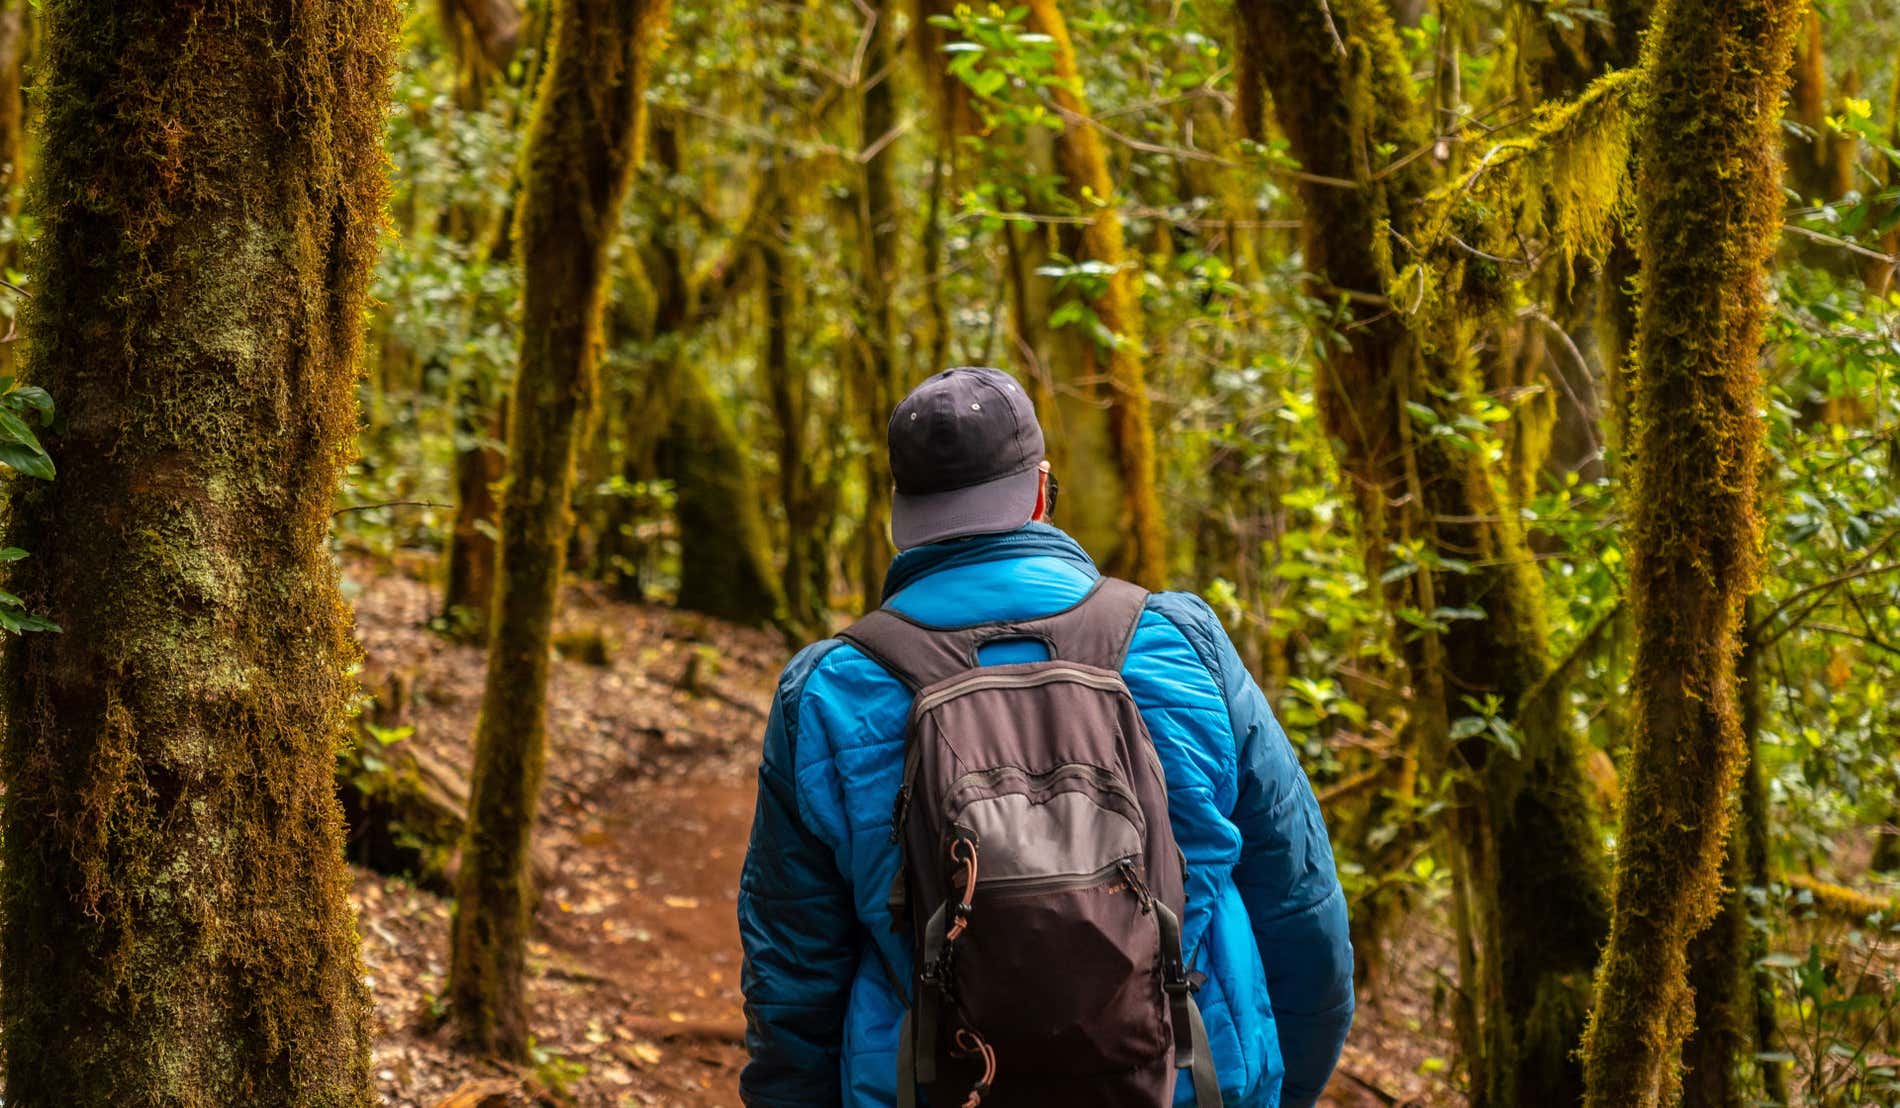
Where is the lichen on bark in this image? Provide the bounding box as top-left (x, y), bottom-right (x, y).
top-left (0, 0), bottom-right (397, 1103)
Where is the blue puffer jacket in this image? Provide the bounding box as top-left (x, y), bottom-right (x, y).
top-left (739, 524), bottom-right (1353, 1107)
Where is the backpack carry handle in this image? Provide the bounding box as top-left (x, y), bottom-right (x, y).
top-left (839, 577), bottom-right (1149, 691)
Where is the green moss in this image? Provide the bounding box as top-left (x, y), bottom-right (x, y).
top-left (0, 2), bottom-right (398, 1102)
top-left (1578, 2), bottom-right (1803, 1105)
top-left (664, 354), bottom-right (787, 629)
top-left (448, 0), bottom-right (672, 1063)
top-left (1238, 3), bottom-right (1613, 1103)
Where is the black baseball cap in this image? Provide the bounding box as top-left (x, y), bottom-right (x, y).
top-left (888, 366), bottom-right (1045, 550)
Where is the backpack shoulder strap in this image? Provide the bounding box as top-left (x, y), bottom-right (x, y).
top-left (835, 608), bottom-right (977, 692)
top-left (1019, 575), bottom-right (1149, 672)
top-left (837, 576), bottom-right (1150, 690)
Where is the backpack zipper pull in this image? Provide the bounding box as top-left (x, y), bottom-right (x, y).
top-left (1118, 858), bottom-right (1154, 913)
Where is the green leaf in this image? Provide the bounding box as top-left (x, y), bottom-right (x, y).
top-left (8, 386), bottom-right (52, 422)
top-left (0, 408), bottom-right (43, 451)
top-left (1449, 717), bottom-right (1488, 741)
top-left (0, 442), bottom-right (53, 480)
top-left (0, 547), bottom-right (28, 562)
top-left (968, 69), bottom-right (1007, 99)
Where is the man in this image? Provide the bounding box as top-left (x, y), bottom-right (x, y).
top-left (739, 367), bottom-right (1353, 1107)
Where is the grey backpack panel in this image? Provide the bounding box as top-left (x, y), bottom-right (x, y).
top-left (840, 578), bottom-right (1223, 1108)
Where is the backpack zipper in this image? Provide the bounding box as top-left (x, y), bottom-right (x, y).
top-left (974, 855), bottom-right (1141, 898)
top-left (943, 762), bottom-right (1146, 835)
top-left (911, 664), bottom-right (1132, 716)
top-left (891, 664), bottom-right (1157, 844)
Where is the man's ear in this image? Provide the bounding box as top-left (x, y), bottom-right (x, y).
top-left (1031, 469), bottom-right (1049, 522)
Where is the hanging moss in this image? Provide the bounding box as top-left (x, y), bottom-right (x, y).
top-left (448, 0), bottom-right (671, 1062)
top-left (1399, 67), bottom-right (1644, 326)
top-left (1578, 1), bottom-right (1802, 1104)
top-left (0, 1), bottom-right (397, 1103)
top-left (1235, 3), bottom-right (1611, 1103)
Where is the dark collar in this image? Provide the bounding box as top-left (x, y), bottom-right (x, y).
top-left (880, 522), bottom-right (1099, 602)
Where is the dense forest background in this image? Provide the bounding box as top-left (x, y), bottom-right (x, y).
top-left (0, 0), bottom-right (1893, 1105)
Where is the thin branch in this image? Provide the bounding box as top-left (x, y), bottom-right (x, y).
top-left (332, 500), bottom-right (451, 517)
top-left (1783, 223), bottom-right (1900, 264)
top-left (1316, 0), bottom-right (1349, 57)
top-left (1521, 306), bottom-right (1606, 463)
top-left (1750, 548), bottom-right (1900, 647)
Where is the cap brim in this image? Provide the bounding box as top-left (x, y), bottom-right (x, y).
top-left (890, 464), bottom-right (1040, 550)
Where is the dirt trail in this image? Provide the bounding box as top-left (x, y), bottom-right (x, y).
top-left (345, 560), bottom-right (1452, 1107)
top-left (350, 562), bottom-right (776, 1108)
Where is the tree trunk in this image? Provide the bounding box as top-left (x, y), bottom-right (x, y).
top-left (1022, 0), bottom-right (1168, 588)
top-left (0, 1), bottom-right (396, 1102)
top-left (1680, 612), bottom-right (1779, 1108)
top-left (667, 348), bottom-right (787, 627)
top-left (448, 0), bottom-right (669, 1060)
top-left (1579, 2), bottom-right (1801, 1104)
top-left (1234, 4), bottom-right (1612, 1103)
top-left (443, 381), bottom-right (506, 634)
top-left (855, 0), bottom-right (901, 600)
top-left (761, 224), bottom-right (826, 633)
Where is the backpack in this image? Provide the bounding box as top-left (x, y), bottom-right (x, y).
top-left (839, 577), bottom-right (1224, 1108)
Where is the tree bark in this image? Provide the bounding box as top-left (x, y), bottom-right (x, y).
top-left (1023, 0), bottom-right (1168, 588)
top-left (0, 1), bottom-right (396, 1102)
top-left (448, 0), bottom-right (669, 1060)
top-left (855, 0), bottom-right (901, 601)
top-left (443, 379), bottom-right (506, 633)
top-left (1680, 613), bottom-right (1780, 1108)
top-left (1579, 2), bottom-right (1802, 1104)
top-left (1234, 4), bottom-right (1612, 1103)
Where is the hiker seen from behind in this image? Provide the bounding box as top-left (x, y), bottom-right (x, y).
top-left (738, 366), bottom-right (1354, 1107)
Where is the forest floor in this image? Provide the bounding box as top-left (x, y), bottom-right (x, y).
top-left (342, 560), bottom-right (1462, 1108)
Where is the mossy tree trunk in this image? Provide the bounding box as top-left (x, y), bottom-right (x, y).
top-left (637, 120), bottom-right (786, 628)
top-left (762, 215), bottom-right (828, 634)
top-left (1023, 0), bottom-right (1168, 588)
top-left (1681, 612), bottom-right (1782, 1108)
top-left (596, 117), bottom-right (783, 620)
top-left (854, 0), bottom-right (901, 601)
top-left (448, 0), bottom-right (670, 1060)
top-left (1234, 3), bottom-right (1612, 1103)
top-left (668, 347), bottom-right (789, 627)
top-left (1579, 3), bottom-right (1801, 1103)
top-left (0, 0), bottom-right (396, 1102)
